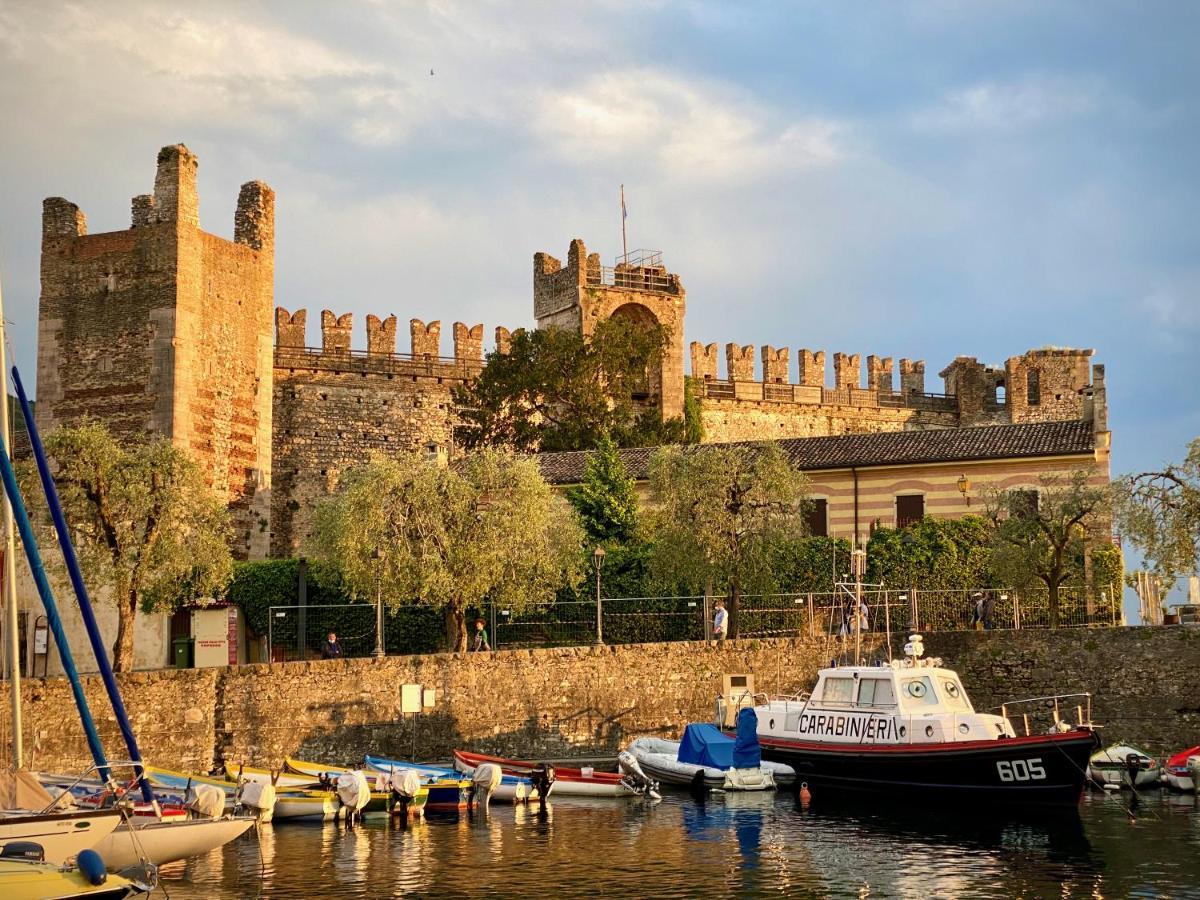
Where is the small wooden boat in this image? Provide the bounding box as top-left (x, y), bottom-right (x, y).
top-left (1088, 745), bottom-right (1162, 789)
top-left (452, 750), bottom-right (637, 798)
top-left (363, 755), bottom-right (536, 803)
top-left (222, 764), bottom-right (315, 790)
top-left (1164, 745), bottom-right (1200, 792)
top-left (0, 808), bottom-right (123, 865)
top-left (0, 856), bottom-right (151, 899)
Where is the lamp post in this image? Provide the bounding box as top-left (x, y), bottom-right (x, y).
top-left (372, 548), bottom-right (385, 658)
top-left (592, 546), bottom-right (606, 646)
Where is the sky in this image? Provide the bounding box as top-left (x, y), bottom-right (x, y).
top-left (0, 3), bottom-right (1197, 495)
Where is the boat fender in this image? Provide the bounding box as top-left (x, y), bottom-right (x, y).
top-left (77, 849), bottom-right (108, 885)
top-left (799, 783), bottom-right (812, 806)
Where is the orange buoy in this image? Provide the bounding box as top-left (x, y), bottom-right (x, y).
top-left (799, 782), bottom-right (811, 807)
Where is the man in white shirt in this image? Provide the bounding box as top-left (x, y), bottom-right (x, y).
top-left (713, 599), bottom-right (728, 643)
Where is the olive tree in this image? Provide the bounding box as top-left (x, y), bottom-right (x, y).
top-left (1115, 437), bottom-right (1200, 585)
top-left (646, 443), bottom-right (809, 637)
top-left (37, 424), bottom-right (233, 672)
top-left (311, 448), bottom-right (583, 650)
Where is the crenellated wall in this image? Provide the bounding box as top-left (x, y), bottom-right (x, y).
top-left (269, 307), bottom-right (496, 555)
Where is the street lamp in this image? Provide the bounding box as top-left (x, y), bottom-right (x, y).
top-left (372, 548), bottom-right (385, 658)
top-left (957, 474), bottom-right (972, 506)
top-left (592, 546), bottom-right (606, 646)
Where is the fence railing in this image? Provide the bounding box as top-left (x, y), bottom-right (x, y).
top-left (259, 586), bottom-right (1123, 661)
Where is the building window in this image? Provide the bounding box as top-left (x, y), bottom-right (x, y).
top-left (1010, 489), bottom-right (1039, 520)
top-left (1027, 369), bottom-right (1040, 406)
top-left (896, 494), bottom-right (925, 529)
top-left (804, 498), bottom-right (828, 537)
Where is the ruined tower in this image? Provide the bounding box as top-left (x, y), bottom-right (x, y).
top-left (37, 144), bottom-right (275, 558)
top-left (533, 239), bottom-right (686, 420)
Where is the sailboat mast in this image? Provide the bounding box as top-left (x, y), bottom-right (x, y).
top-left (0, 265), bottom-right (22, 767)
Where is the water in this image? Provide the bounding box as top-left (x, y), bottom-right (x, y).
top-left (157, 791), bottom-right (1200, 899)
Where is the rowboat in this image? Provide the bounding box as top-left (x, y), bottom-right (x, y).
top-left (0, 808), bottom-right (122, 865)
top-left (1164, 745), bottom-right (1200, 792)
top-left (452, 750), bottom-right (637, 798)
top-left (1088, 745), bottom-right (1162, 789)
top-left (0, 856), bottom-right (151, 899)
top-left (222, 764), bottom-right (315, 790)
top-left (363, 755), bottom-right (538, 803)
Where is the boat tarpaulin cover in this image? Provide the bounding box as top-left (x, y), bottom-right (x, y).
top-left (733, 707), bottom-right (762, 769)
top-left (0, 769), bottom-right (57, 809)
top-left (677, 724), bottom-right (734, 769)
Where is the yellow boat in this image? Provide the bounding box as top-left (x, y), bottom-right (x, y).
top-left (0, 857), bottom-right (150, 898)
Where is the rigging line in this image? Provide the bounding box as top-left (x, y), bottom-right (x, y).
top-left (1046, 738), bottom-right (1160, 823)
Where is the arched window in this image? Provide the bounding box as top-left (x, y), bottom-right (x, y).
top-left (1026, 369), bottom-right (1040, 406)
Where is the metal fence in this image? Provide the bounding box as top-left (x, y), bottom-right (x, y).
top-left (263, 586), bottom-right (1124, 660)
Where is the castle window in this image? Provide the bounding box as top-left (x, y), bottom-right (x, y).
top-left (804, 498), bottom-right (828, 537)
top-left (1027, 370), bottom-right (1040, 406)
top-left (896, 494), bottom-right (925, 529)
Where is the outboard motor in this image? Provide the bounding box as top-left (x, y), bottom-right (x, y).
top-left (618, 750), bottom-right (661, 800)
top-left (1, 841), bottom-right (46, 862)
top-left (529, 763), bottom-right (555, 805)
top-left (387, 769), bottom-right (423, 820)
top-left (185, 783), bottom-right (226, 819)
top-left (470, 763), bottom-right (504, 811)
top-left (236, 780), bottom-right (277, 824)
top-left (337, 771), bottom-right (372, 826)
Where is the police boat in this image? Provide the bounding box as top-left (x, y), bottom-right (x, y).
top-left (721, 634), bottom-right (1099, 805)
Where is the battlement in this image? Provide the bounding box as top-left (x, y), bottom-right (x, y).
top-left (273, 307), bottom-right (494, 377)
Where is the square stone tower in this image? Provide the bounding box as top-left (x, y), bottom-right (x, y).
top-left (37, 144), bottom-right (275, 558)
top-left (533, 238), bottom-right (686, 420)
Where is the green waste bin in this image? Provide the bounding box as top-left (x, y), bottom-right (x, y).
top-left (172, 637), bottom-right (194, 669)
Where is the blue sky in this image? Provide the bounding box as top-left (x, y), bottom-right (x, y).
top-left (0, 1), bottom-right (1197, 486)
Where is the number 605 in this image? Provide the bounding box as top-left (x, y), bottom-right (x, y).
top-left (996, 758), bottom-right (1046, 782)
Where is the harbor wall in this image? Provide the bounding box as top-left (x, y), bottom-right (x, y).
top-left (3, 627), bottom-right (1197, 774)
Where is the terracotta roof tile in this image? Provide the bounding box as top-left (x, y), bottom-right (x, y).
top-left (535, 421), bottom-right (1096, 484)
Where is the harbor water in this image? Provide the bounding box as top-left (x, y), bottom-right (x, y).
top-left (156, 790), bottom-right (1199, 898)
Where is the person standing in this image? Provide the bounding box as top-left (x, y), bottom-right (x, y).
top-left (321, 631), bottom-right (343, 659)
top-left (472, 618), bottom-right (491, 652)
top-left (712, 599), bottom-right (728, 643)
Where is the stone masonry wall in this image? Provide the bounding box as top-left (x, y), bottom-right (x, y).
top-left (7, 628), bottom-right (1197, 774)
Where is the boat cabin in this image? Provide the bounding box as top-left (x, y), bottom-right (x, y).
top-left (744, 639), bottom-right (1016, 746)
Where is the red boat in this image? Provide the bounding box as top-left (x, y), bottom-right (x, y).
top-left (452, 750), bottom-right (637, 798)
top-left (1165, 745), bottom-right (1200, 792)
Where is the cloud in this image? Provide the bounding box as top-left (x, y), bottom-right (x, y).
top-left (911, 75), bottom-right (1101, 134)
top-left (535, 70), bottom-right (843, 182)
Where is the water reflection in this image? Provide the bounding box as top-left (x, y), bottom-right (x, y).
top-left (153, 791), bottom-right (1198, 899)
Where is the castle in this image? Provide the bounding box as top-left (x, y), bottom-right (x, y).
top-left (36, 146), bottom-right (1110, 559)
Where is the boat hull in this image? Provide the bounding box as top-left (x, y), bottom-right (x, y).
top-left (758, 729), bottom-right (1099, 805)
top-left (90, 816), bottom-right (255, 871)
top-left (0, 859), bottom-right (146, 899)
top-left (0, 809), bottom-right (122, 865)
top-left (364, 755), bottom-right (535, 803)
top-left (452, 750), bottom-right (635, 798)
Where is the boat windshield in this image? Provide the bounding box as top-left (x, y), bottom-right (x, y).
top-left (939, 677), bottom-right (969, 711)
top-left (857, 677), bottom-right (896, 708)
top-left (819, 677), bottom-right (855, 706)
top-left (899, 676), bottom-right (939, 710)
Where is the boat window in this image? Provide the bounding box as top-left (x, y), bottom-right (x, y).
top-left (821, 677), bottom-right (855, 704)
top-left (900, 676), bottom-right (938, 708)
top-left (940, 678), bottom-right (968, 710)
top-left (857, 678), bottom-right (896, 707)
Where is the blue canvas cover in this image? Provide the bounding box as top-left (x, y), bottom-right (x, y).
top-left (732, 707), bottom-right (762, 769)
top-left (677, 723), bottom-right (735, 769)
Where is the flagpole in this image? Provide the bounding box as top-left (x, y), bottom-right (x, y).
top-left (0, 260), bottom-right (22, 768)
top-left (620, 184), bottom-right (628, 263)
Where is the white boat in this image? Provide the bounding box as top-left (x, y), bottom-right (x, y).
top-left (363, 755), bottom-right (536, 803)
top-left (452, 750), bottom-right (636, 799)
top-left (626, 718), bottom-right (791, 792)
top-left (1088, 745), bottom-right (1162, 789)
top-left (1164, 745), bottom-right (1200, 792)
top-left (0, 807), bottom-right (123, 865)
top-left (90, 816), bottom-right (255, 871)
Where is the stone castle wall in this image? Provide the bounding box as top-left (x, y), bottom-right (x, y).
top-left (6, 628), bottom-right (1196, 774)
top-left (36, 145), bottom-right (275, 558)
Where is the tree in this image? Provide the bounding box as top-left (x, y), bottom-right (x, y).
top-left (983, 470), bottom-right (1110, 628)
top-left (565, 434), bottom-right (639, 545)
top-left (646, 443), bottom-right (809, 637)
top-left (454, 318), bottom-right (687, 452)
top-left (37, 424), bottom-right (233, 672)
top-left (866, 516), bottom-right (997, 592)
top-left (1115, 438), bottom-right (1200, 585)
top-left (310, 449), bottom-right (583, 650)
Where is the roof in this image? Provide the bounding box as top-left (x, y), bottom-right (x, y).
top-left (535, 420), bottom-right (1096, 485)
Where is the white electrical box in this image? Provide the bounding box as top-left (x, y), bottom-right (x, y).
top-left (720, 673), bottom-right (756, 727)
top-left (422, 689), bottom-right (436, 709)
top-left (400, 683), bottom-right (422, 714)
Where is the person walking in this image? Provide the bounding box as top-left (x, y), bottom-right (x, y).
top-left (321, 631), bottom-right (343, 659)
top-left (472, 618), bottom-right (491, 652)
top-left (712, 599), bottom-right (728, 643)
